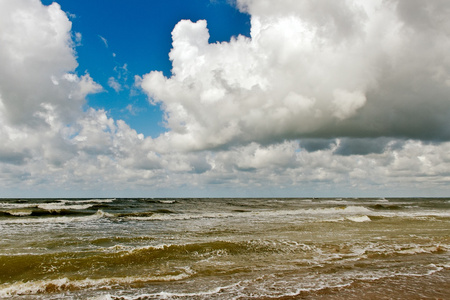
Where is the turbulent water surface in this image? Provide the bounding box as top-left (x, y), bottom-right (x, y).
top-left (0, 198), bottom-right (449, 299)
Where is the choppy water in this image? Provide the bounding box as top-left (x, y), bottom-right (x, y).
top-left (0, 198), bottom-right (449, 299)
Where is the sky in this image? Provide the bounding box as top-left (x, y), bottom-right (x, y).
top-left (1, 0), bottom-right (450, 198)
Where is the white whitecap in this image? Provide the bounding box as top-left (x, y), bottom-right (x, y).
top-left (346, 215), bottom-right (371, 222)
top-left (6, 210), bottom-right (33, 216)
top-left (159, 200), bottom-right (176, 204)
top-left (37, 203), bottom-right (94, 211)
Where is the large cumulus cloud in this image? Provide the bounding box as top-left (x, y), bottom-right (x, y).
top-left (141, 0), bottom-right (450, 152)
top-left (0, 0), bottom-right (102, 166)
top-left (0, 0), bottom-right (101, 127)
top-left (0, 0), bottom-right (156, 192)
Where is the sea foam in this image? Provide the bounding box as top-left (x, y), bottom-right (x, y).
top-left (0, 269), bottom-right (195, 298)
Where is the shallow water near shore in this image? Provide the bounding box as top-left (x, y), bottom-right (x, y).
top-left (0, 197), bottom-right (449, 299)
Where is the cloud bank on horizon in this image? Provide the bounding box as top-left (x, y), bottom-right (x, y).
top-left (1, 0), bottom-right (450, 197)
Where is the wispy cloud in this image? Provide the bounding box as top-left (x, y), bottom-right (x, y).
top-left (98, 35), bottom-right (108, 48)
top-left (108, 77), bottom-right (122, 93)
top-left (74, 32), bottom-right (82, 46)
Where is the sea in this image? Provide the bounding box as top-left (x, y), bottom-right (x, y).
top-left (0, 197), bottom-right (449, 299)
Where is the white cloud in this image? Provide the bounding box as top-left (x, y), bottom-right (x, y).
top-left (106, 64), bottom-right (130, 93)
top-left (1, 0), bottom-right (450, 196)
top-left (75, 32), bottom-right (82, 45)
top-left (0, 0), bottom-right (103, 129)
top-left (108, 77), bottom-right (122, 93)
top-left (137, 0), bottom-right (450, 195)
top-left (332, 90), bottom-right (366, 120)
top-left (99, 35), bottom-right (108, 48)
top-left (0, 0), bottom-right (102, 177)
top-left (141, 0), bottom-right (450, 152)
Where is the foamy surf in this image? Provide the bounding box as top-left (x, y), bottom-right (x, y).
top-left (0, 197), bottom-right (449, 299)
top-left (0, 269), bottom-right (195, 298)
top-left (125, 206), bottom-right (375, 222)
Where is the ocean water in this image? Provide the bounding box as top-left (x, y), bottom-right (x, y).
top-left (0, 198), bottom-right (449, 299)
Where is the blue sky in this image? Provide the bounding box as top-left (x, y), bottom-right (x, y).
top-left (42, 0), bottom-right (251, 138)
top-left (1, 0), bottom-right (450, 197)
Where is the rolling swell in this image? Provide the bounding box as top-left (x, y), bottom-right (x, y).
top-left (0, 239), bottom-right (303, 279)
top-left (369, 204), bottom-right (402, 210)
top-left (0, 208), bottom-right (92, 218)
top-left (2, 238), bottom-right (448, 282)
top-left (0, 199), bottom-right (118, 219)
top-left (0, 240), bottom-right (256, 285)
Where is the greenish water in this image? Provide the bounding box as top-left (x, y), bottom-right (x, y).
top-left (0, 198), bottom-right (449, 299)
